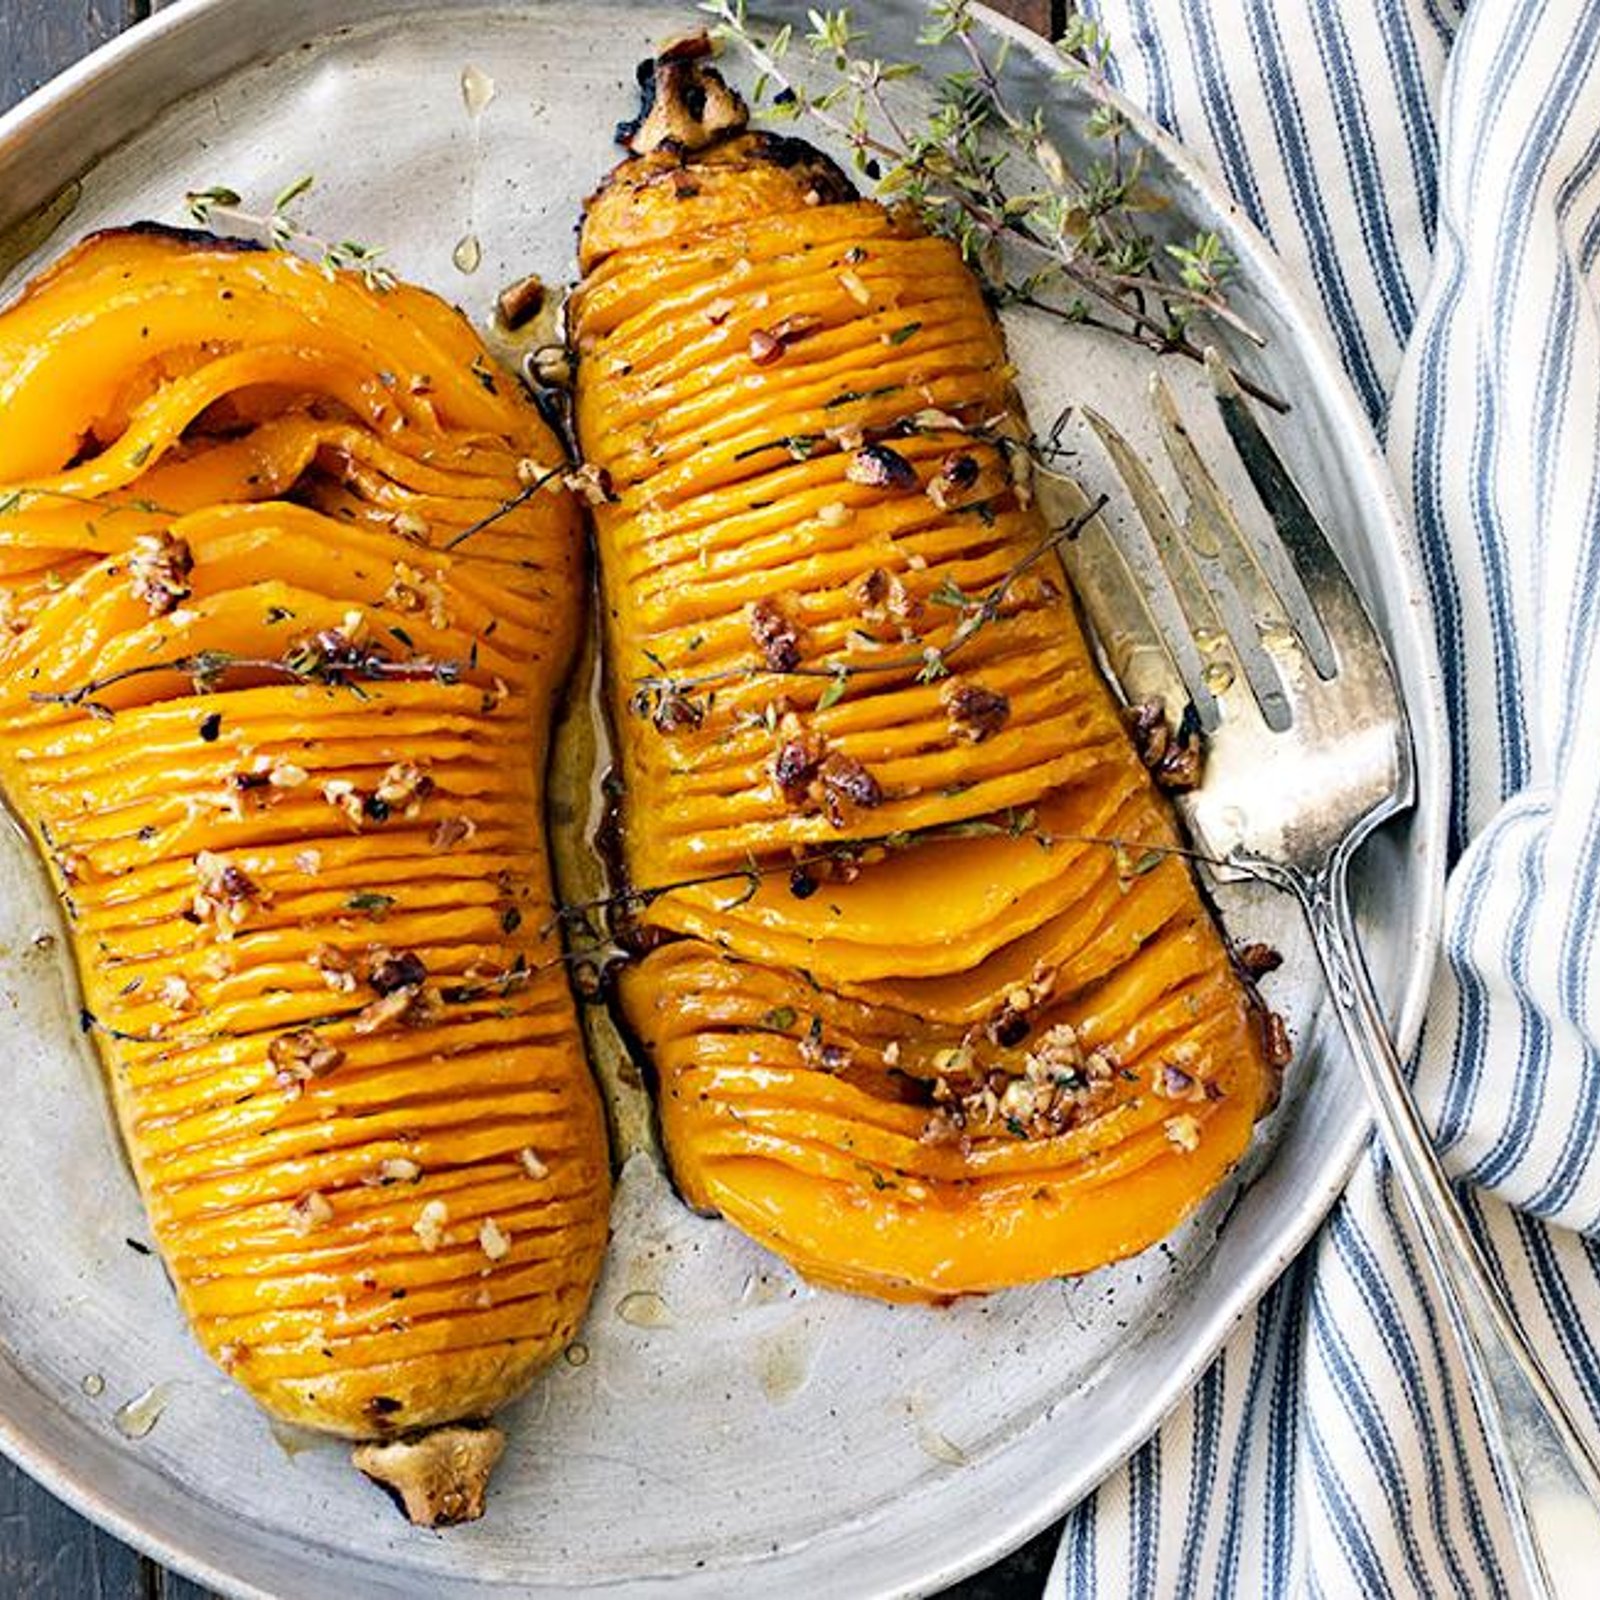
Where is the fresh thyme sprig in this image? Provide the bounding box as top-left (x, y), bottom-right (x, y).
top-left (551, 802), bottom-right (1238, 935)
top-left (628, 492), bottom-right (1106, 730)
top-left (701, 1), bottom-right (1284, 409)
top-left (185, 175), bottom-right (397, 292)
top-left (443, 465), bottom-right (566, 550)
top-left (29, 642), bottom-right (467, 719)
top-left (0, 485), bottom-right (178, 519)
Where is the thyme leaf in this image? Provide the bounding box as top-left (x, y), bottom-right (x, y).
top-left (700, 0), bottom-right (1285, 410)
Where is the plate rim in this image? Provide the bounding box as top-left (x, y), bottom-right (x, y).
top-left (0, 2), bottom-right (1450, 1594)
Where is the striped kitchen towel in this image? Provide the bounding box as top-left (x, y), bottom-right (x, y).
top-left (1051, 1), bottom-right (1600, 1595)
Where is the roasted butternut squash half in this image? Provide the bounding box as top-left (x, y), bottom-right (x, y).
top-left (572, 52), bottom-right (1280, 1301)
top-left (0, 228), bottom-right (610, 1508)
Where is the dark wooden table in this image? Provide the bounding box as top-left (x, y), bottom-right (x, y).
top-left (0, 1), bottom-right (1068, 1594)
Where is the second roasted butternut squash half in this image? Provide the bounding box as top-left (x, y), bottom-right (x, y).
top-left (0, 227), bottom-right (610, 1513)
top-left (571, 51), bottom-right (1281, 1301)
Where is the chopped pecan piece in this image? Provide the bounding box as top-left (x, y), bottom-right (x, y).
top-left (287, 1191), bottom-right (334, 1234)
top-left (748, 327), bottom-right (783, 365)
top-left (368, 949), bottom-right (428, 996)
top-left (927, 451), bottom-right (981, 511)
top-left (563, 463), bottom-right (615, 505)
top-left (429, 815), bottom-right (477, 850)
top-left (818, 751), bottom-right (882, 825)
top-left (374, 761), bottom-right (434, 816)
top-left (1262, 1010), bottom-right (1293, 1068)
top-left (748, 313), bottom-right (822, 363)
top-left (1129, 698), bottom-right (1205, 791)
top-left (412, 1199), bottom-right (449, 1252)
top-left (354, 984), bottom-right (437, 1035)
top-left (1164, 1114), bottom-right (1202, 1153)
top-left (748, 598), bottom-right (802, 671)
top-left (190, 851), bottom-right (260, 931)
top-left (1237, 941), bottom-right (1284, 979)
top-left (852, 566), bottom-right (921, 629)
top-left (943, 680), bottom-right (1010, 743)
top-left (269, 1028), bottom-right (344, 1090)
top-left (352, 1424), bottom-right (506, 1529)
top-left (846, 443), bottom-right (919, 491)
top-left (772, 732), bottom-right (825, 807)
top-left (128, 531), bottom-right (193, 616)
top-left (495, 272), bottom-right (545, 330)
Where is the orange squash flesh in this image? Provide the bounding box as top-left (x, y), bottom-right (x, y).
top-left (573, 101), bottom-right (1277, 1300)
top-left (0, 229), bottom-right (610, 1436)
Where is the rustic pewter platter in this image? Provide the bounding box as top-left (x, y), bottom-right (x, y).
top-left (0, 2), bottom-right (1447, 1595)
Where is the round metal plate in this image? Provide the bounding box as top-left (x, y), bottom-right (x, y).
top-left (0, 4), bottom-right (1448, 1595)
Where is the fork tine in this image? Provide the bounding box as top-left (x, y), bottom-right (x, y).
top-left (1075, 410), bottom-right (1224, 732)
top-left (1143, 376), bottom-right (1296, 731)
top-left (1203, 347), bottom-right (1345, 680)
top-left (1032, 460), bottom-right (1211, 730)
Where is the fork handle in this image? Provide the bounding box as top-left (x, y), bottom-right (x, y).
top-left (1287, 849), bottom-right (1600, 1598)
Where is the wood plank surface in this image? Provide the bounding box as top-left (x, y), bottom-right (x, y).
top-left (0, 0), bottom-right (146, 106)
top-left (0, 2), bottom-right (1066, 1595)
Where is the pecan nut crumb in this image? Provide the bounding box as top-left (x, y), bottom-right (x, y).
top-left (495, 272), bottom-right (545, 331)
top-left (1237, 941), bottom-right (1284, 980)
top-left (1129, 698), bottom-right (1205, 792)
top-left (750, 312), bottom-right (823, 363)
top-left (367, 1157), bottom-right (422, 1186)
top-left (429, 815), bottom-right (477, 850)
top-left (354, 983), bottom-right (438, 1035)
top-left (269, 1028), bottom-right (344, 1091)
top-left (128, 531), bottom-right (193, 616)
top-left (1262, 1010), bottom-right (1293, 1068)
top-left (287, 1191), bottom-right (335, 1234)
top-left (926, 451), bottom-right (982, 512)
top-left (845, 443), bottom-right (920, 491)
top-left (563, 463), bottom-right (616, 506)
top-left (984, 963), bottom-right (1057, 1046)
top-left (1164, 1114), bottom-right (1202, 1153)
top-left (368, 948), bottom-right (429, 996)
top-left (1152, 1057), bottom-right (1208, 1102)
top-left (412, 1199), bottom-right (449, 1252)
top-left (818, 751), bottom-right (882, 825)
top-left (748, 598), bottom-right (803, 671)
top-left (771, 729), bottom-right (826, 808)
top-left (943, 679), bottom-right (1011, 743)
top-left (159, 974), bottom-right (197, 1014)
top-left (383, 562), bottom-right (451, 630)
top-left (374, 761), bottom-right (434, 816)
top-left (852, 566), bottom-right (921, 630)
top-left (924, 1021), bottom-right (1119, 1144)
top-left (190, 850), bottom-right (261, 932)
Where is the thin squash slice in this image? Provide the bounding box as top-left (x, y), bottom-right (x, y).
top-left (0, 227), bottom-right (610, 1511)
top-left (572, 50), bottom-right (1281, 1302)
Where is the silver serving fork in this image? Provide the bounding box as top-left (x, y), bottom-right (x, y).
top-left (1058, 349), bottom-right (1600, 1598)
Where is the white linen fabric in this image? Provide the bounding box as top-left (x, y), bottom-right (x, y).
top-left (1049, 2), bottom-right (1600, 1594)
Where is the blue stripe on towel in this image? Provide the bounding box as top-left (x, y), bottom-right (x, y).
top-left (1051, 3), bottom-right (1600, 1593)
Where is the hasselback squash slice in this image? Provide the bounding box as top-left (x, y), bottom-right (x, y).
top-left (0, 228), bottom-right (610, 1515)
top-left (572, 51), bottom-right (1281, 1302)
